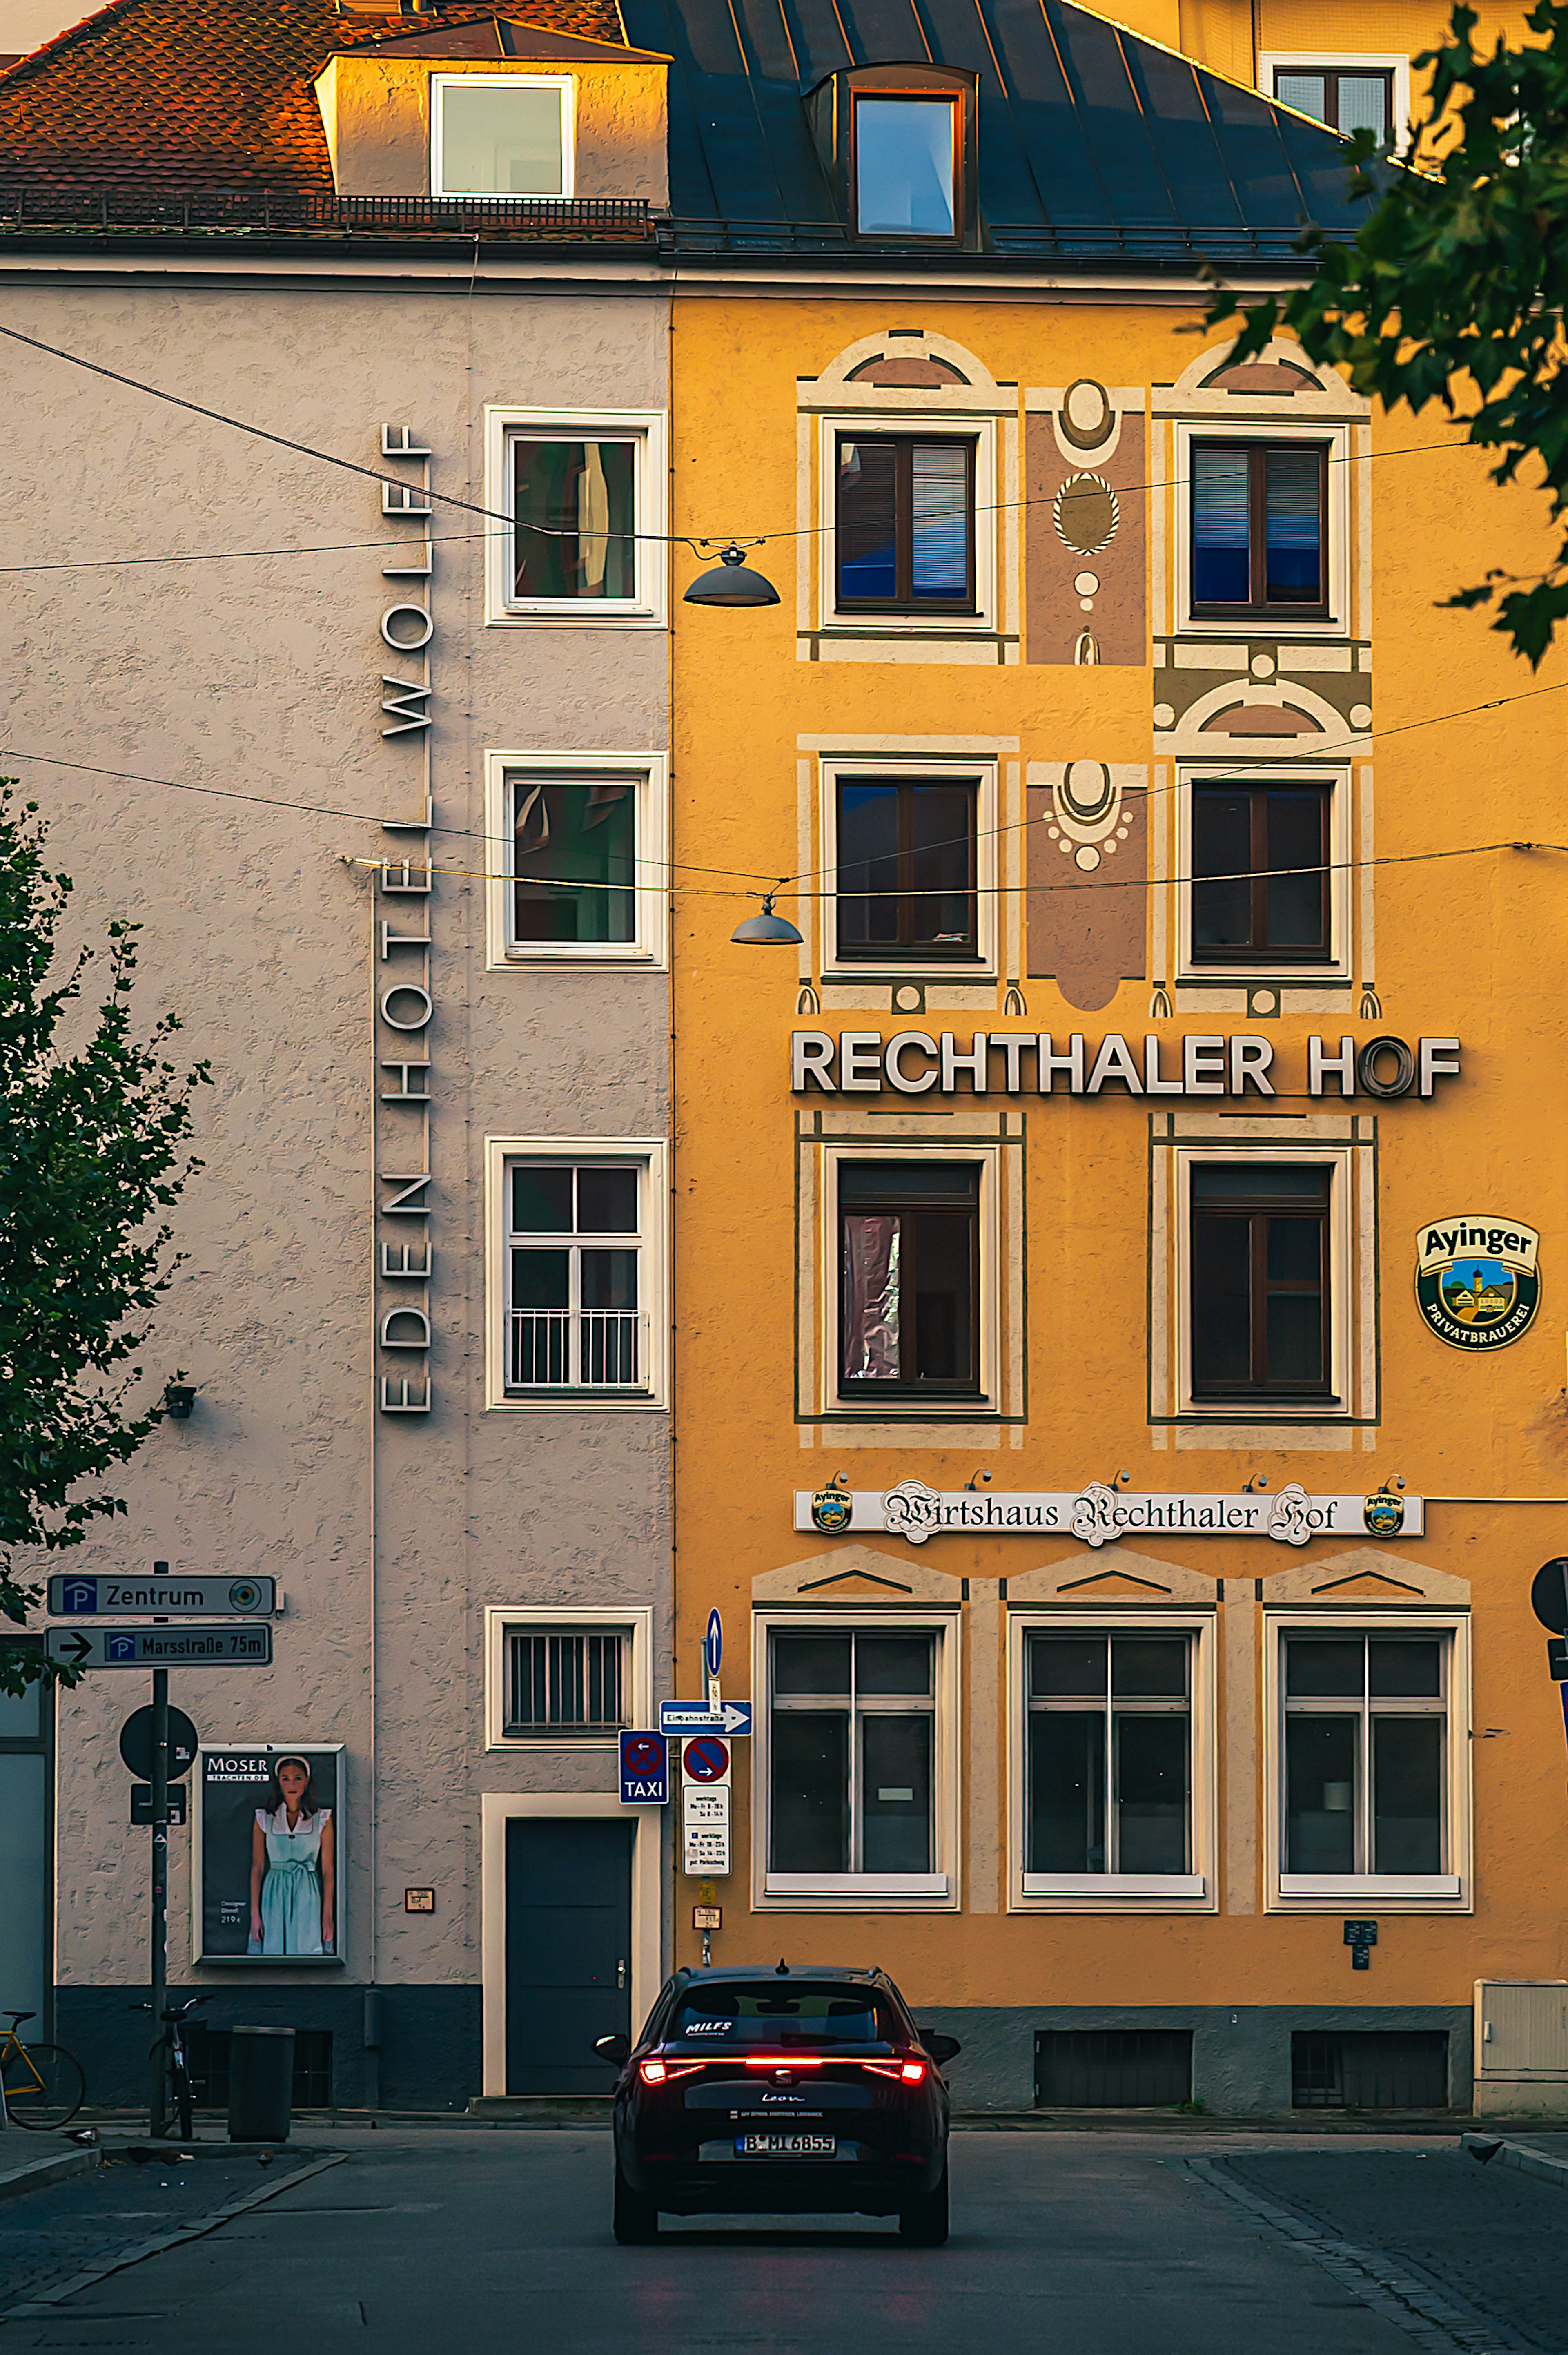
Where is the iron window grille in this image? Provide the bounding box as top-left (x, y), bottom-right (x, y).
top-left (835, 776), bottom-right (978, 959)
top-left (1282, 1632), bottom-right (1448, 1875)
top-left (838, 1160), bottom-right (981, 1399)
top-left (1191, 440), bottom-right (1330, 618)
top-left (1191, 782), bottom-right (1330, 963)
top-left (1190, 1164), bottom-right (1332, 1403)
top-left (768, 1628), bottom-right (937, 1875)
top-left (835, 434), bottom-right (976, 615)
top-left (504, 1629), bottom-right (626, 1737)
top-left (1026, 1634), bottom-right (1192, 1876)
top-left (506, 1160), bottom-right (646, 1394)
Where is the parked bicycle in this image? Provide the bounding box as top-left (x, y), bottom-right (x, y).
top-left (0, 2011), bottom-right (86, 2130)
top-left (133, 1991), bottom-right (212, 2139)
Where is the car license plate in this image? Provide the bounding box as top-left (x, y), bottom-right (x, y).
top-left (736, 2133), bottom-right (836, 2158)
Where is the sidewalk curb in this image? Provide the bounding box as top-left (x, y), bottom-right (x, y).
top-left (0, 2147), bottom-right (346, 2325)
top-left (0, 2144), bottom-right (100, 2203)
top-left (1461, 2131), bottom-right (1568, 2190)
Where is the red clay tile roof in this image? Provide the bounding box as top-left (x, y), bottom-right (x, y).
top-left (0, 0), bottom-right (629, 189)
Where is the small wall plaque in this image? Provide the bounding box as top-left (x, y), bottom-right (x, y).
top-left (404, 1887), bottom-right (436, 1913)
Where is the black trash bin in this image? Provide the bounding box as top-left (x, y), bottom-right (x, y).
top-left (227, 2025), bottom-right (294, 2143)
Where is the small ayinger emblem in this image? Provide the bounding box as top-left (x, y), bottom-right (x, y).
top-left (811, 1475), bottom-right (853, 1534)
top-left (1416, 1215), bottom-right (1541, 1351)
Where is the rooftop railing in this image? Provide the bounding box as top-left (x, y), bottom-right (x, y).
top-left (0, 186), bottom-right (654, 240)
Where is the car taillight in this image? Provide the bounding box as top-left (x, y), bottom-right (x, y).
top-left (860, 2058), bottom-right (926, 2082)
top-left (740, 2055), bottom-right (825, 2069)
top-left (639, 2057), bottom-right (702, 2086)
top-left (900, 2060), bottom-right (927, 2084)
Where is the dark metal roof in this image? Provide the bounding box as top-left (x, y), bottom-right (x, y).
top-left (620, 0), bottom-right (1368, 268)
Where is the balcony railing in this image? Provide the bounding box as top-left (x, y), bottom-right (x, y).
top-left (508, 1308), bottom-right (645, 1391)
top-left (0, 187), bottom-right (654, 242)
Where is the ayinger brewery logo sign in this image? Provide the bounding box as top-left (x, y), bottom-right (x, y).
top-left (1416, 1215), bottom-right (1541, 1351)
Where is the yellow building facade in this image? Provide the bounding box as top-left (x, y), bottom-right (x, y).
top-left (666, 2), bottom-right (1568, 2116)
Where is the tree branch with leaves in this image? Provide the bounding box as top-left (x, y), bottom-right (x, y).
top-left (1207, 0), bottom-right (1568, 665)
top-left (0, 787), bottom-right (210, 1694)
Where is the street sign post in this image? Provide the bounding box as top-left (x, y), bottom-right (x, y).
top-left (49, 1572), bottom-right (274, 1617)
top-left (659, 1699), bottom-right (751, 1738)
top-left (47, 1625), bottom-right (273, 1670)
top-left (619, 1731), bottom-right (669, 1805)
top-left (119, 1705), bottom-right (199, 1782)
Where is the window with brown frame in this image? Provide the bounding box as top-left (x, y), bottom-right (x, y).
top-left (835, 775), bottom-right (978, 960)
top-left (1273, 67), bottom-right (1394, 141)
top-left (1190, 1165), bottom-right (1332, 1403)
top-left (836, 435), bottom-right (975, 614)
top-left (839, 1161), bottom-right (980, 1399)
top-left (852, 93), bottom-right (961, 238)
top-left (1191, 782), bottom-right (1330, 963)
top-left (1191, 441), bottom-right (1329, 618)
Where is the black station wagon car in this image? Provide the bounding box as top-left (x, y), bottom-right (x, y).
top-left (595, 1962), bottom-right (959, 2245)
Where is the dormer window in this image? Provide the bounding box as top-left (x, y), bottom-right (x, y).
top-left (431, 75), bottom-right (573, 199)
top-left (806, 65), bottom-right (975, 246)
top-left (854, 96), bottom-right (957, 237)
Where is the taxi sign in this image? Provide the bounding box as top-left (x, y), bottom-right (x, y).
top-left (619, 1731), bottom-right (669, 1806)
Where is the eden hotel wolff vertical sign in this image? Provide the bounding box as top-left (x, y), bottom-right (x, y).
top-left (375, 424), bottom-right (437, 1416)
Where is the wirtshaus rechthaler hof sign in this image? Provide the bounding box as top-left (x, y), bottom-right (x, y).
top-left (789, 1030), bottom-right (1461, 1098)
top-left (796, 1480), bottom-right (1423, 1548)
top-left (1416, 1215), bottom-right (1541, 1351)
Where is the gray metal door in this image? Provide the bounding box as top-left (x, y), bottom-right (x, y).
top-left (504, 1816), bottom-right (633, 2094)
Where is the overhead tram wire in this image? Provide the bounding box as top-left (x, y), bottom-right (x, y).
top-left (5, 673), bottom-right (1568, 899)
top-left (0, 320), bottom-right (1467, 571)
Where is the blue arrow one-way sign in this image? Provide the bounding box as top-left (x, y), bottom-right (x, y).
top-left (659, 1699), bottom-right (751, 1737)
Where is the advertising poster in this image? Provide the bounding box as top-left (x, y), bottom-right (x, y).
top-left (196, 1744), bottom-right (344, 1965)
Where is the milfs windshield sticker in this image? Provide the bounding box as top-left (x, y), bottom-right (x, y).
top-left (1416, 1216), bottom-right (1541, 1351)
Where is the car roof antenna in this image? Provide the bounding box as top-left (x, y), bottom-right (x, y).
top-left (775, 1957), bottom-right (789, 1976)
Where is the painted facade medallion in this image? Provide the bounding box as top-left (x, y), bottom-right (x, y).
top-left (1415, 1215), bottom-right (1541, 1351)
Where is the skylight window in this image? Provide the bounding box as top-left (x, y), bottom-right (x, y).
top-left (432, 75), bottom-right (572, 199)
top-left (853, 97), bottom-right (957, 237)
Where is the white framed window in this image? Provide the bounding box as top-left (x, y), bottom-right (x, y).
top-left (817, 755), bottom-right (997, 979)
top-left (483, 750), bottom-right (668, 970)
top-left (484, 1605), bottom-right (652, 1749)
top-left (1009, 1614), bottom-right (1216, 1908)
top-left (1263, 1614), bottom-right (1470, 1908)
top-left (484, 1137), bottom-right (668, 1411)
top-left (1175, 763), bottom-right (1351, 984)
top-left (1259, 53), bottom-right (1412, 147)
top-left (1173, 417), bottom-right (1351, 640)
top-left (1171, 1143), bottom-right (1355, 1421)
top-left (820, 1141), bottom-right (1001, 1416)
top-left (753, 1608), bottom-right (960, 1906)
top-left (484, 406), bottom-right (667, 626)
top-left (431, 74), bottom-right (574, 198)
top-left (818, 411), bottom-right (997, 637)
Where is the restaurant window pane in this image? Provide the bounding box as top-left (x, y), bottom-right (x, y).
top-left (1373, 1718), bottom-right (1443, 1872)
top-left (768, 1630), bottom-right (938, 1877)
top-left (1285, 1715), bottom-right (1357, 1871)
top-left (513, 439), bottom-right (635, 601)
top-left (512, 778), bottom-right (635, 944)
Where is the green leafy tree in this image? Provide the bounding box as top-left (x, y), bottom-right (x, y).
top-left (1206, 0), bottom-right (1568, 664)
top-left (0, 786), bottom-right (210, 1694)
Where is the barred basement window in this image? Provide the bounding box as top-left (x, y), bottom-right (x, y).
top-left (504, 1630), bottom-right (626, 1737)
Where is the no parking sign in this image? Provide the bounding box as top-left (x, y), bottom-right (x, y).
top-left (682, 1735), bottom-right (731, 1787)
top-left (618, 1731), bottom-right (669, 1805)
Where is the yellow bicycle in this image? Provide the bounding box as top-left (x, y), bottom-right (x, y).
top-left (0, 2011), bottom-right (85, 2130)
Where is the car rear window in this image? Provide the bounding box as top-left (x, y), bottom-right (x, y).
top-left (667, 1984), bottom-right (900, 2050)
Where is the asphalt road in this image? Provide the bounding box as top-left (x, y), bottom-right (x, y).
top-left (1, 2129), bottom-right (1562, 2354)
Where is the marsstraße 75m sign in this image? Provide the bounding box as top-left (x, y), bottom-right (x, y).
top-left (797, 1479), bottom-right (1422, 1547)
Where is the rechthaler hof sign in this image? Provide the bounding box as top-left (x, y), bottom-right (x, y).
top-left (790, 1030), bottom-right (1461, 1099)
top-left (796, 1479), bottom-right (1422, 1547)
top-left (1416, 1215), bottom-right (1541, 1351)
